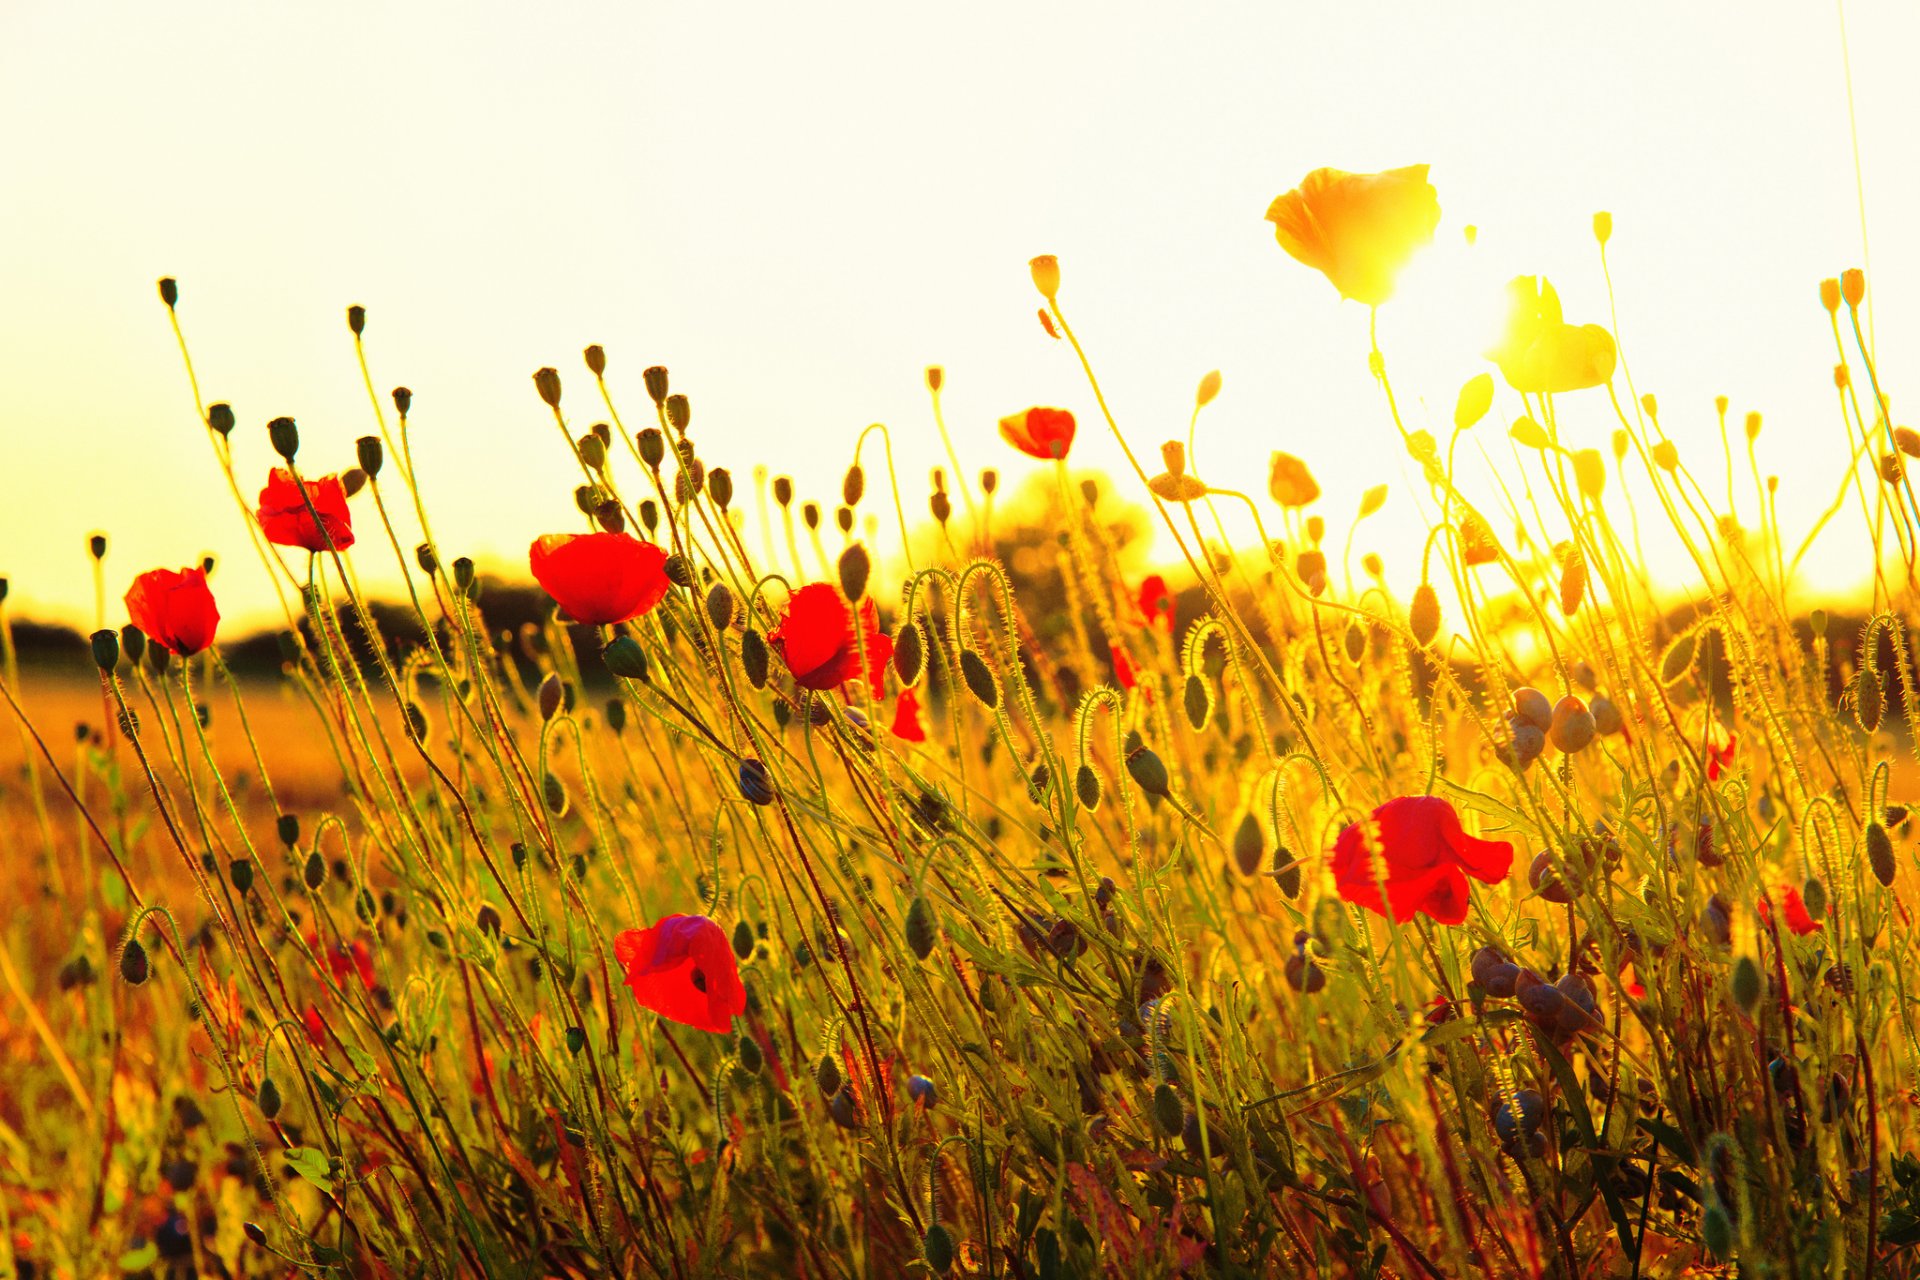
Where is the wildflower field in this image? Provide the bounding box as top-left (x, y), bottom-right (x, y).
top-left (4, 164), bottom-right (1920, 1279)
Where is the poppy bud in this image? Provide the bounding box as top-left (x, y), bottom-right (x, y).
top-left (1548, 695), bottom-right (1596, 753)
top-left (802, 502), bottom-right (820, 531)
top-left (1152, 1082), bottom-right (1184, 1136)
top-left (602, 636), bottom-right (649, 681)
top-left (736, 758), bottom-right (775, 806)
top-left (267, 416), bottom-right (299, 460)
top-left (1195, 369), bottom-right (1222, 408)
top-left (207, 402), bottom-right (235, 436)
top-left (1125, 744), bottom-right (1170, 798)
top-left (838, 544), bottom-right (870, 602)
top-left (542, 771), bottom-right (568, 815)
top-left (1029, 254), bottom-right (1060, 301)
top-left (741, 629), bottom-right (769, 687)
top-left (736, 1031), bottom-right (763, 1074)
top-left (1868, 821), bottom-right (1896, 887)
top-left (604, 698), bottom-right (626, 733)
top-left (158, 276), bottom-right (178, 308)
top-left (639, 365), bottom-right (668, 406)
top-left (904, 894), bottom-right (936, 959)
top-left (584, 344), bottom-right (606, 376)
top-left (228, 857), bottom-right (255, 893)
top-left (538, 673), bottom-right (563, 721)
top-left (533, 367), bottom-right (562, 409)
top-left (1881, 453), bottom-right (1905, 486)
top-left (708, 468), bottom-right (734, 509)
top-left (1409, 584), bottom-right (1440, 646)
top-left (1075, 763), bottom-right (1102, 810)
top-left (119, 624), bottom-right (146, 666)
top-left (1731, 956), bottom-right (1761, 1013)
top-left (120, 937), bottom-right (150, 985)
top-left (1512, 687), bottom-right (1552, 732)
top-left (1842, 268), bottom-right (1865, 310)
top-left (341, 468), bottom-right (368, 498)
top-left (664, 554), bottom-right (694, 588)
top-left (1529, 851), bottom-right (1575, 903)
top-left (90, 629), bottom-right (119, 672)
top-left (356, 436), bottom-right (384, 478)
top-left (476, 903), bottom-right (502, 937)
top-left (907, 1073), bottom-right (937, 1107)
top-left (1295, 549), bottom-right (1327, 596)
top-left (304, 850), bottom-right (326, 889)
top-left (1283, 951), bottom-right (1325, 992)
top-left (1858, 665), bottom-right (1884, 732)
top-left (930, 491), bottom-right (952, 524)
top-left (257, 1075), bottom-right (283, 1119)
top-left (392, 386), bottom-right (413, 415)
top-left (842, 464), bottom-right (865, 508)
top-left (893, 620), bottom-right (924, 685)
top-left (1588, 694), bottom-right (1623, 736)
top-left (814, 1053), bottom-right (841, 1097)
top-left (1592, 211), bottom-right (1612, 246)
top-left (1507, 717), bottom-right (1546, 771)
top-left (702, 583), bottom-right (734, 631)
top-left (959, 649), bottom-right (997, 707)
top-left (1231, 812), bottom-right (1262, 878)
top-left (666, 394), bottom-right (691, 432)
top-left (924, 1223), bottom-right (955, 1275)
top-left (639, 500), bottom-right (659, 533)
top-left (1559, 547), bottom-right (1587, 615)
top-left (276, 813), bottom-right (300, 847)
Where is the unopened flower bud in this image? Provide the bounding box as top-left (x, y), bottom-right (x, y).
top-left (1029, 254), bottom-right (1060, 301)
top-left (91, 629), bottom-right (119, 672)
top-left (1195, 369), bottom-right (1222, 407)
top-left (837, 544), bottom-right (870, 601)
top-left (1592, 211), bottom-right (1612, 245)
top-left (925, 365), bottom-right (944, 393)
top-left (1820, 278), bottom-right (1841, 314)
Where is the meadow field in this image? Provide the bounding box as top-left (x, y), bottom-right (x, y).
top-left (3, 165), bottom-right (1920, 1279)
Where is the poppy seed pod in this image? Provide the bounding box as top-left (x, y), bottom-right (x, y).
top-left (837, 544), bottom-right (870, 602)
top-left (89, 533), bottom-right (108, 561)
top-left (666, 394), bottom-right (691, 432)
top-left (583, 344), bottom-right (606, 376)
top-left (267, 416), bottom-right (299, 460)
top-left (642, 365), bottom-right (669, 405)
top-left (1549, 695), bottom-right (1596, 753)
top-left (1029, 254), bottom-right (1060, 301)
top-left (207, 403), bottom-right (235, 436)
top-left (577, 433), bottom-right (606, 470)
top-left (1125, 744), bottom-right (1171, 798)
top-left (959, 649), bottom-right (997, 707)
top-left (1842, 268), bottom-right (1865, 310)
top-left (345, 303), bottom-right (366, 335)
top-left (158, 276), bottom-right (178, 308)
top-left (707, 467), bottom-right (733, 509)
top-left (533, 367), bottom-right (562, 409)
top-left (772, 475), bottom-right (793, 507)
top-left (802, 502), bottom-right (820, 531)
top-left (602, 636), bottom-right (650, 681)
top-left (637, 428), bottom-right (664, 469)
top-left (120, 936), bottom-right (150, 984)
top-left (356, 436), bottom-right (383, 478)
top-left (842, 464), bottom-right (865, 507)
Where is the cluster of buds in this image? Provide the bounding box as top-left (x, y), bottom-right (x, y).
top-left (1492, 1089), bottom-right (1547, 1158)
top-left (1471, 946), bottom-right (1602, 1040)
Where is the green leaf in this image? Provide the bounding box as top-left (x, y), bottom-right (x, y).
top-left (284, 1145), bottom-right (335, 1193)
top-left (118, 1243), bottom-right (159, 1271)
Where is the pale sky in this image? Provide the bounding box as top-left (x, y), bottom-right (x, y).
top-left (3, 1), bottom-right (1915, 633)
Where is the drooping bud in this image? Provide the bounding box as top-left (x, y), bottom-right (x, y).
top-left (603, 636), bottom-right (650, 680)
top-left (1125, 743), bottom-right (1171, 798)
top-left (892, 620), bottom-right (924, 685)
top-left (120, 936), bottom-right (150, 985)
top-left (740, 629), bottom-right (770, 687)
top-left (1409, 584), bottom-right (1440, 647)
top-left (959, 649), bottom-right (997, 707)
top-left (904, 895), bottom-right (936, 959)
top-left (1867, 821), bottom-right (1896, 887)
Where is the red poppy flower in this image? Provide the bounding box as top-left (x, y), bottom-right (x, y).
top-left (528, 532), bottom-right (670, 626)
top-left (1264, 165), bottom-right (1441, 306)
top-left (768, 582), bottom-right (893, 692)
top-left (1330, 795), bottom-right (1513, 926)
top-left (998, 407), bottom-right (1076, 461)
top-left (613, 915), bottom-right (746, 1034)
top-left (891, 686), bottom-right (927, 742)
top-left (124, 567), bottom-right (220, 656)
top-left (1138, 575), bottom-right (1174, 630)
top-left (1705, 730), bottom-right (1737, 782)
top-left (1759, 887), bottom-right (1822, 936)
top-left (302, 1004), bottom-right (327, 1049)
top-left (257, 468), bottom-right (354, 553)
top-left (1110, 642), bottom-right (1138, 691)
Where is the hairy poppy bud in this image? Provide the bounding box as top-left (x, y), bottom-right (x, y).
top-left (704, 583), bottom-right (735, 631)
top-left (119, 624), bottom-right (147, 667)
top-left (736, 1031), bottom-right (763, 1074)
top-left (814, 1053), bottom-right (841, 1098)
top-left (959, 649), bottom-right (997, 707)
top-left (229, 858), bottom-right (254, 893)
top-left (1868, 821), bottom-right (1896, 887)
top-left (584, 344), bottom-right (606, 376)
top-left (304, 850), bottom-right (326, 890)
top-left (1125, 744), bottom-right (1170, 798)
top-left (1029, 254), bottom-right (1060, 301)
top-left (1589, 694), bottom-right (1623, 736)
top-left (1232, 812), bottom-right (1263, 877)
top-left (257, 1075), bottom-right (283, 1119)
top-left (533, 367), bottom-right (562, 409)
top-left (730, 919), bottom-right (756, 962)
top-left (1283, 951), bottom-right (1325, 993)
top-left (158, 276), bottom-right (179, 308)
top-left (893, 620), bottom-right (924, 685)
top-left (276, 813), bottom-right (300, 847)
top-left (355, 435), bottom-right (384, 478)
top-left (1152, 1082), bottom-right (1184, 1136)
top-left (90, 629), bottom-right (119, 673)
top-left (664, 554), bottom-right (693, 588)
top-left (1731, 956), bottom-right (1761, 1013)
top-left (838, 544), bottom-right (870, 602)
top-left (267, 416), bottom-right (299, 460)
top-left (1409, 583), bottom-right (1440, 646)
top-left (1075, 763), bottom-right (1101, 810)
top-left (1549, 695), bottom-right (1595, 753)
top-left (1507, 717), bottom-right (1546, 771)
top-left (207, 402), bottom-right (235, 437)
top-left (538, 673), bottom-right (563, 721)
top-left (740, 629), bottom-right (769, 687)
top-left (120, 936), bottom-right (150, 985)
top-left (1858, 665), bottom-right (1884, 732)
top-left (1512, 688), bottom-right (1551, 732)
top-left (604, 697), bottom-right (625, 733)
top-left (665, 394), bottom-right (691, 432)
top-left (904, 895), bottom-right (936, 959)
top-left (708, 467), bottom-right (733, 509)
top-left (924, 1223), bottom-right (955, 1276)
top-left (736, 758), bottom-right (774, 806)
top-left (1659, 630), bottom-right (1696, 685)
top-left (842, 464), bottom-right (865, 507)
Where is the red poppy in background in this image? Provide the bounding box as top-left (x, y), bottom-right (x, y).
top-left (1759, 887), bottom-right (1822, 937)
top-left (769, 583), bottom-right (892, 692)
top-left (1138, 575), bottom-right (1174, 630)
top-left (998, 407), bottom-right (1076, 461)
top-left (1110, 642), bottom-right (1138, 692)
top-left (891, 686), bottom-right (927, 743)
top-left (124, 567), bottom-right (220, 656)
top-left (258, 469), bottom-right (355, 553)
top-left (1705, 730), bottom-right (1737, 782)
top-left (1331, 795), bottom-right (1513, 926)
top-left (613, 915), bottom-right (745, 1034)
top-left (1265, 165), bottom-right (1441, 306)
top-left (529, 532), bottom-right (670, 625)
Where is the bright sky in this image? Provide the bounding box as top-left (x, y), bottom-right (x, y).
top-left (3, 1), bottom-right (1915, 633)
